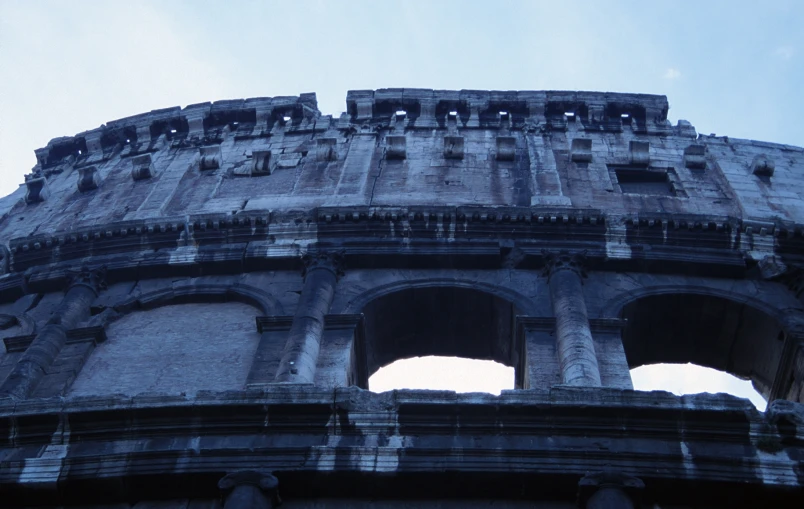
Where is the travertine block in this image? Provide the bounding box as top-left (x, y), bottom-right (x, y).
top-left (570, 138), bottom-right (593, 162)
top-left (386, 135), bottom-right (407, 159)
top-left (131, 154), bottom-right (155, 181)
top-left (77, 166), bottom-right (101, 192)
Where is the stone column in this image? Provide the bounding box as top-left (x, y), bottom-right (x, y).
top-left (274, 252), bottom-right (342, 383)
top-left (545, 252), bottom-right (601, 386)
top-left (0, 267), bottom-right (104, 399)
top-left (578, 472), bottom-right (644, 509)
top-left (219, 471), bottom-right (280, 509)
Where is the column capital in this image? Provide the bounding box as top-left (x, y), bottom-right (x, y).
top-left (65, 265), bottom-right (107, 294)
top-left (219, 470), bottom-right (280, 508)
top-left (302, 250), bottom-right (345, 279)
top-left (542, 250), bottom-right (587, 280)
top-left (578, 471), bottom-right (644, 509)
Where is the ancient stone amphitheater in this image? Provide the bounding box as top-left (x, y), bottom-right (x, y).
top-left (0, 89), bottom-right (803, 508)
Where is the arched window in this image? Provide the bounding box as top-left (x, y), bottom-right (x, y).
top-left (69, 302), bottom-right (261, 397)
top-left (620, 293), bottom-right (786, 407)
top-left (360, 286), bottom-right (522, 392)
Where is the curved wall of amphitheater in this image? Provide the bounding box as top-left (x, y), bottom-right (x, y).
top-left (1, 89), bottom-right (804, 508)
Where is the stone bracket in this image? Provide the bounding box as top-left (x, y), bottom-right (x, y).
top-left (629, 140), bottom-right (650, 166)
top-left (751, 155), bottom-right (775, 177)
top-left (131, 154), bottom-right (155, 181)
top-left (199, 145), bottom-right (222, 170)
top-left (570, 138), bottom-right (593, 162)
top-left (496, 136), bottom-right (516, 161)
top-left (684, 144), bottom-right (707, 169)
top-left (25, 177), bottom-right (50, 204)
top-left (77, 166), bottom-right (101, 192)
top-left (386, 135), bottom-right (407, 159)
top-left (251, 149), bottom-right (272, 175)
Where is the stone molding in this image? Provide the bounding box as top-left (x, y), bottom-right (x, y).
top-left (3, 326), bottom-right (106, 353)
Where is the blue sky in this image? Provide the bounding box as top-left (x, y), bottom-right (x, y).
top-left (0, 1), bottom-right (800, 407)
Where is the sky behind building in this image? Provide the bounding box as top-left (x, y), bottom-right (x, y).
top-left (0, 1), bottom-right (801, 407)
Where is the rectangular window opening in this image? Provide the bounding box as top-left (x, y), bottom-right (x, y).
top-left (614, 167), bottom-right (674, 196)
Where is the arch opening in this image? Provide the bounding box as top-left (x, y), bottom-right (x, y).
top-left (631, 363), bottom-right (767, 410)
top-left (369, 356), bottom-right (515, 395)
top-left (620, 293), bottom-right (786, 405)
top-left (361, 286), bottom-right (523, 391)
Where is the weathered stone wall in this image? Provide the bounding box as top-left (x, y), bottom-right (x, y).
top-left (1, 89), bottom-right (804, 507)
top-left (69, 302), bottom-right (261, 397)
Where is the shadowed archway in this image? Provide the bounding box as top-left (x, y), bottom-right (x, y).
top-left (361, 286), bottom-right (523, 389)
top-left (621, 293), bottom-right (786, 401)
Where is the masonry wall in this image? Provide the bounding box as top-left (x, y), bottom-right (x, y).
top-left (2, 89), bottom-right (804, 507)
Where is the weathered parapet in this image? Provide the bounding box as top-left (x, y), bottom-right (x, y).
top-left (7, 89), bottom-right (804, 249)
top-left (346, 89), bottom-right (670, 132)
top-left (30, 93), bottom-right (321, 174)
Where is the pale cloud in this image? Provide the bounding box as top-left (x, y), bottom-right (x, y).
top-left (774, 45), bottom-right (795, 60)
top-left (664, 67), bottom-right (682, 80)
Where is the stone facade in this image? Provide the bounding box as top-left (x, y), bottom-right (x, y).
top-left (1, 89), bottom-right (804, 507)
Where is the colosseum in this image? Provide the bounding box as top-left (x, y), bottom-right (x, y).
top-left (0, 89), bottom-right (803, 508)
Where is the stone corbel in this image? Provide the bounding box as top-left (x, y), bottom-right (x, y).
top-left (25, 177), bottom-right (50, 204)
top-left (751, 155), bottom-right (775, 177)
top-left (83, 130), bottom-right (103, 156)
top-left (199, 145), bottom-right (222, 170)
top-left (317, 137), bottom-right (338, 162)
top-left (684, 144), bottom-right (707, 169)
top-left (77, 166), bottom-right (101, 192)
top-left (570, 138), bottom-right (593, 163)
top-left (131, 153), bottom-right (155, 181)
top-left (386, 135), bottom-right (407, 159)
top-left (629, 141), bottom-right (650, 166)
top-left (252, 149), bottom-right (272, 175)
top-left (355, 98), bottom-right (374, 121)
top-left (496, 136), bottom-right (516, 161)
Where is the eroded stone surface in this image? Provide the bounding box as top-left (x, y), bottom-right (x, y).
top-left (1, 89), bottom-right (804, 507)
